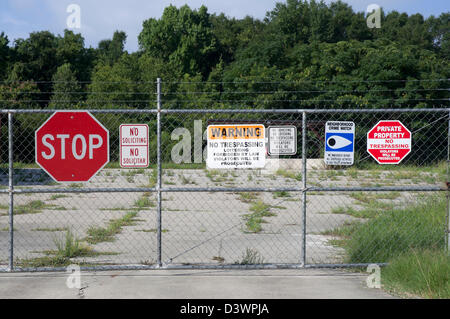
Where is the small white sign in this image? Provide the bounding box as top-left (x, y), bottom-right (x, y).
top-left (268, 126), bottom-right (297, 156)
top-left (324, 121), bottom-right (355, 166)
top-left (120, 124), bottom-right (149, 168)
top-left (207, 124), bottom-right (265, 169)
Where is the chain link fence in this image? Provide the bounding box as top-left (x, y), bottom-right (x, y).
top-left (0, 79), bottom-right (449, 272)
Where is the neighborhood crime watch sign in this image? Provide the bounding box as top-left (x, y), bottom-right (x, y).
top-left (35, 111), bottom-right (109, 182)
top-left (207, 124), bottom-right (265, 169)
top-left (324, 121), bottom-right (355, 166)
top-left (367, 120), bottom-right (412, 164)
top-left (120, 124), bottom-right (149, 168)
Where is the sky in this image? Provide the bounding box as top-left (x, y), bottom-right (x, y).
top-left (1, 0), bottom-right (448, 52)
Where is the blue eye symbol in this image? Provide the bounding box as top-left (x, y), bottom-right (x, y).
top-left (327, 135), bottom-right (352, 149)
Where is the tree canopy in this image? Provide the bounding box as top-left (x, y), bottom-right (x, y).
top-left (0, 0), bottom-right (448, 111)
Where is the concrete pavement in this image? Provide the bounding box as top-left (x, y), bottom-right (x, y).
top-left (0, 269), bottom-right (395, 299)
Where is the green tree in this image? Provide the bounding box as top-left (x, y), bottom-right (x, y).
top-left (88, 53), bottom-right (147, 108)
top-left (0, 32), bottom-right (10, 80)
top-left (138, 5), bottom-right (219, 77)
top-left (427, 13), bottom-right (450, 57)
top-left (210, 14), bottom-right (265, 64)
top-left (12, 31), bottom-right (62, 107)
top-left (49, 63), bottom-right (81, 109)
top-left (97, 31), bottom-right (127, 66)
top-left (329, 1), bottom-right (372, 41)
top-left (12, 31), bottom-right (59, 81)
top-left (56, 30), bottom-right (94, 82)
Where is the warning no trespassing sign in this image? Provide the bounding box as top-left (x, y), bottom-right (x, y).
top-left (207, 124), bottom-right (265, 169)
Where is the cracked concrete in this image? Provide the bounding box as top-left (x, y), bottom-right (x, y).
top-left (0, 269), bottom-right (396, 299)
top-left (0, 167), bottom-right (434, 268)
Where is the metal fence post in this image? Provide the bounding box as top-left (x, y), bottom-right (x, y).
top-left (447, 111), bottom-right (450, 254)
top-left (156, 78), bottom-right (163, 267)
top-left (301, 111), bottom-right (307, 267)
top-left (8, 112), bottom-right (14, 272)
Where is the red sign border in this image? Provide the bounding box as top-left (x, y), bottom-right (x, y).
top-left (366, 120), bottom-right (412, 165)
top-left (35, 111), bottom-right (110, 182)
top-left (119, 124), bottom-right (149, 168)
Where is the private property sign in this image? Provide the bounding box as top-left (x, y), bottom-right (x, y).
top-left (120, 124), bottom-right (149, 168)
top-left (367, 120), bottom-right (412, 164)
top-left (207, 124), bottom-right (265, 169)
top-left (35, 111), bottom-right (109, 182)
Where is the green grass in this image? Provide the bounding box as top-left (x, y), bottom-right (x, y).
top-left (49, 194), bottom-right (67, 200)
top-left (273, 191), bottom-right (291, 199)
top-left (99, 207), bottom-right (127, 211)
top-left (328, 192), bottom-right (400, 218)
top-left (68, 183), bottom-right (83, 188)
top-left (345, 168), bottom-right (359, 179)
top-left (180, 174), bottom-right (196, 185)
top-left (134, 194), bottom-right (155, 208)
top-left (349, 192), bottom-right (401, 204)
top-left (14, 200), bottom-right (48, 215)
top-left (367, 170), bottom-right (382, 180)
top-left (165, 170), bottom-right (175, 177)
top-left (16, 255), bottom-right (72, 268)
top-left (33, 227), bottom-right (69, 232)
top-left (147, 169), bottom-right (157, 188)
top-left (16, 229), bottom-right (118, 268)
top-left (47, 205), bottom-right (67, 211)
top-left (352, 161), bottom-right (446, 183)
top-left (1, 162), bottom-right (194, 170)
top-left (386, 171), bottom-right (421, 181)
top-left (331, 194), bottom-right (446, 263)
top-left (121, 169), bottom-right (145, 176)
top-left (321, 220), bottom-right (363, 240)
top-left (237, 192), bottom-right (259, 203)
top-left (205, 169), bottom-right (231, 183)
top-left (382, 249), bottom-right (450, 299)
top-left (330, 205), bottom-right (391, 219)
top-left (243, 200), bottom-right (276, 233)
top-left (325, 193), bottom-right (448, 298)
top-left (271, 204), bottom-right (287, 210)
top-left (103, 162), bottom-right (205, 170)
top-left (160, 163), bottom-right (205, 169)
top-left (135, 228), bottom-right (169, 233)
top-left (235, 248), bottom-right (264, 265)
top-left (85, 211), bottom-right (138, 244)
top-left (122, 169), bottom-right (146, 183)
top-left (54, 229), bottom-right (92, 258)
top-left (276, 169), bottom-right (302, 181)
top-left (212, 256), bottom-right (225, 263)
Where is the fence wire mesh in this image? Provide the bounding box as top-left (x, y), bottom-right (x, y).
top-left (0, 78), bottom-right (449, 272)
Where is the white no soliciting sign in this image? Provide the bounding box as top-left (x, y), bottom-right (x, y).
top-left (120, 124), bottom-right (149, 168)
top-left (207, 124), bottom-right (266, 169)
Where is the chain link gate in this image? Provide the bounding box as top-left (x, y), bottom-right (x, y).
top-left (0, 79), bottom-right (449, 272)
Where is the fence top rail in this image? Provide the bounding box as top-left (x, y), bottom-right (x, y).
top-left (161, 108), bottom-right (450, 114)
top-left (1, 107), bottom-right (449, 114)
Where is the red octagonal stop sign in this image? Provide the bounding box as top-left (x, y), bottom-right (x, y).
top-left (367, 120), bottom-right (411, 164)
top-left (35, 111), bottom-right (109, 182)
